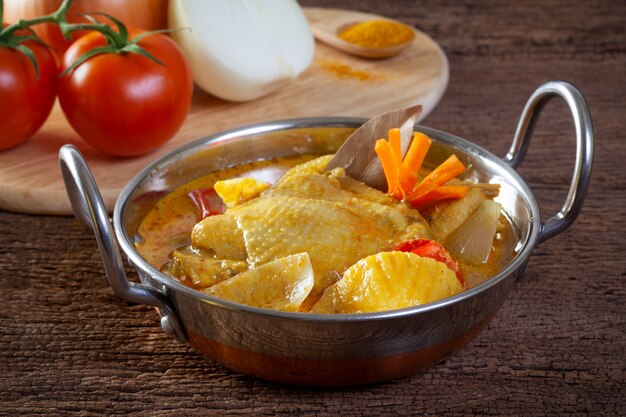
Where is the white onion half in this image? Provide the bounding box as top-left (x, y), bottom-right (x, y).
top-left (168, 0), bottom-right (315, 101)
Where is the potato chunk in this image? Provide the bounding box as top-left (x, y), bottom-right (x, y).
top-left (311, 251), bottom-right (464, 314)
top-left (203, 253), bottom-right (314, 312)
top-left (214, 177), bottom-right (270, 208)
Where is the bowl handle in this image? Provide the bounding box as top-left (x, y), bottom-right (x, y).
top-left (503, 81), bottom-right (594, 244)
top-left (59, 145), bottom-right (186, 343)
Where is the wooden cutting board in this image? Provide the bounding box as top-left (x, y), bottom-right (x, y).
top-left (0, 8), bottom-right (448, 215)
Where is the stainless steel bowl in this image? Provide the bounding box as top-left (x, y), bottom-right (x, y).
top-left (60, 81), bottom-right (593, 386)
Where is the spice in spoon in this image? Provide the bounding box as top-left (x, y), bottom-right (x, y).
top-left (339, 20), bottom-right (414, 49)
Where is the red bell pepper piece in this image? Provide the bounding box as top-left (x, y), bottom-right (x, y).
top-left (392, 239), bottom-right (465, 287)
top-left (187, 188), bottom-right (226, 220)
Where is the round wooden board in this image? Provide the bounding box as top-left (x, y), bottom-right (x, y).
top-left (0, 7), bottom-right (448, 215)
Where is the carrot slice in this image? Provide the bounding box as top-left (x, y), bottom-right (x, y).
top-left (387, 128), bottom-right (404, 198)
top-left (375, 129), bottom-right (467, 206)
top-left (408, 185), bottom-right (469, 208)
top-left (375, 139), bottom-right (399, 194)
top-left (407, 155), bottom-right (467, 202)
top-left (388, 128), bottom-right (402, 163)
top-left (397, 132), bottom-right (432, 199)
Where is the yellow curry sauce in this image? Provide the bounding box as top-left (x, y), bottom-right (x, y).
top-left (136, 154), bottom-right (519, 312)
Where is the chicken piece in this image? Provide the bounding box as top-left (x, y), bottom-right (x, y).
top-left (275, 154), bottom-right (333, 184)
top-left (191, 213), bottom-right (247, 261)
top-left (400, 222), bottom-right (432, 243)
top-left (169, 249), bottom-right (248, 289)
top-left (337, 173), bottom-right (400, 206)
top-left (203, 253), bottom-right (314, 312)
top-left (311, 251), bottom-right (464, 314)
top-left (272, 167), bottom-right (426, 229)
top-left (266, 170), bottom-right (347, 201)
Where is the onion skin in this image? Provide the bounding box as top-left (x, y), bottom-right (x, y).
top-left (3, 0), bottom-right (168, 60)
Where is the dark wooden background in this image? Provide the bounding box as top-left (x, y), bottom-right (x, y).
top-left (2, 0), bottom-right (625, 415)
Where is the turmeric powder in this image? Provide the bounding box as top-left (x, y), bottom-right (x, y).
top-left (339, 20), bottom-right (414, 49)
top-left (318, 59), bottom-right (382, 81)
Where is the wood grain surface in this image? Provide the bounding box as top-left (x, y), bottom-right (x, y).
top-left (0, 9), bottom-right (447, 215)
top-left (2, 0), bottom-right (625, 416)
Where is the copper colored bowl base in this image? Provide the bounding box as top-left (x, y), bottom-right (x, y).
top-left (188, 316), bottom-right (492, 386)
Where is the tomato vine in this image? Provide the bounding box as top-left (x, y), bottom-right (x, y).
top-left (0, 0), bottom-right (177, 77)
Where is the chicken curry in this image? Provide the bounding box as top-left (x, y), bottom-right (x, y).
top-left (136, 131), bottom-right (519, 314)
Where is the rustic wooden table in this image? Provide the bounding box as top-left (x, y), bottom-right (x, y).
top-left (2, 0), bottom-right (624, 415)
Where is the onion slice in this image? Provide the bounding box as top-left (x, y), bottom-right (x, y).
top-left (168, 0), bottom-right (315, 101)
top-left (446, 200), bottom-right (502, 265)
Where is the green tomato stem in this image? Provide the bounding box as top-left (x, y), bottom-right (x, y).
top-left (0, 0), bottom-right (173, 78)
top-left (0, 0), bottom-right (74, 39)
top-left (60, 22), bottom-right (126, 48)
top-left (0, 0), bottom-right (123, 48)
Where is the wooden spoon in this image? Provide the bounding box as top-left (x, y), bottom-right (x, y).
top-left (304, 7), bottom-right (416, 59)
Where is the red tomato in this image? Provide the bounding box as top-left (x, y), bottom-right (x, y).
top-left (393, 239), bottom-right (465, 287)
top-left (57, 29), bottom-right (193, 156)
top-left (0, 25), bottom-right (57, 150)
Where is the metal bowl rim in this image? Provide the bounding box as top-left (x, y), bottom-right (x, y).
top-left (113, 116), bottom-right (541, 322)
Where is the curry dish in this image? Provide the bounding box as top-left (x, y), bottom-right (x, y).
top-left (137, 150), bottom-right (518, 314)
